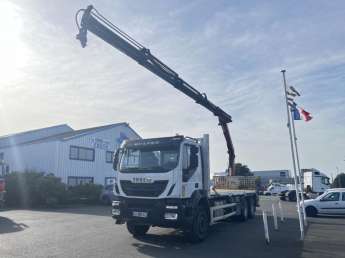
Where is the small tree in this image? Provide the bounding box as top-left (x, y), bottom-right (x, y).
top-left (332, 173), bottom-right (345, 188)
top-left (234, 163), bottom-right (253, 176)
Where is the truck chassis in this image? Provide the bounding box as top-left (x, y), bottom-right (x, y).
top-left (112, 191), bottom-right (257, 242)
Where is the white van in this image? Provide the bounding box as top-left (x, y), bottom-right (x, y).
top-left (303, 188), bottom-right (345, 217)
top-left (264, 183), bottom-right (289, 195)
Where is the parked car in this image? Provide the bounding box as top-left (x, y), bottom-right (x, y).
top-left (100, 185), bottom-right (115, 205)
top-left (303, 188), bottom-right (345, 217)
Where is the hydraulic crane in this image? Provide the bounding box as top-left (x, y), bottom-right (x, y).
top-left (75, 5), bottom-right (236, 175)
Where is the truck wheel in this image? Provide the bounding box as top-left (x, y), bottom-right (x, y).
top-left (248, 199), bottom-right (255, 219)
top-left (186, 206), bottom-right (209, 243)
top-left (126, 222), bottom-right (150, 237)
top-left (237, 199), bottom-right (248, 222)
top-left (305, 206), bottom-right (317, 217)
top-left (288, 191), bottom-right (296, 202)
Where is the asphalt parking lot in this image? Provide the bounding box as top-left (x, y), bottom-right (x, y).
top-left (0, 198), bottom-right (344, 258)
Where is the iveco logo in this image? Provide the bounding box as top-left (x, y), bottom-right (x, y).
top-left (132, 177), bottom-right (153, 184)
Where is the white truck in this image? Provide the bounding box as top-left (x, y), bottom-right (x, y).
top-left (281, 169), bottom-right (331, 201)
top-left (75, 5), bottom-right (258, 242)
top-left (302, 168), bottom-right (330, 194)
top-left (111, 135), bottom-right (257, 242)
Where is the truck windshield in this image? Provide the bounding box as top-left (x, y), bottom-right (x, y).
top-left (321, 176), bottom-right (330, 185)
top-left (119, 146), bottom-right (179, 173)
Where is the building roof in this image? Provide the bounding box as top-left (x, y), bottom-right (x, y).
top-left (252, 170), bottom-right (291, 178)
top-left (252, 170), bottom-right (289, 173)
top-left (0, 124), bottom-right (73, 148)
top-left (0, 123), bottom-right (140, 148)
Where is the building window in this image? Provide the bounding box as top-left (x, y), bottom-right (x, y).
top-left (0, 152), bottom-right (4, 161)
top-left (106, 151), bottom-right (114, 163)
top-left (280, 171), bottom-right (286, 177)
top-left (69, 146), bottom-right (95, 161)
top-left (68, 176), bottom-right (94, 186)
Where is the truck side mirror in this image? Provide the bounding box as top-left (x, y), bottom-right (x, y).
top-left (189, 146), bottom-right (198, 170)
top-left (113, 148), bottom-right (122, 171)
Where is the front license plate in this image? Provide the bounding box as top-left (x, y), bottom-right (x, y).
top-left (132, 211), bottom-right (148, 218)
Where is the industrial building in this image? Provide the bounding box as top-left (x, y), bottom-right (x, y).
top-left (0, 123), bottom-right (140, 186)
top-left (251, 169), bottom-right (292, 187)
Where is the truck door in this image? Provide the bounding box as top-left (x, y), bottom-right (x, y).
top-left (318, 192), bottom-right (341, 214)
top-left (181, 144), bottom-right (201, 197)
top-left (320, 176), bottom-right (330, 193)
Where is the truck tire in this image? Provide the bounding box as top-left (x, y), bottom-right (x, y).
top-left (186, 206), bottom-right (209, 243)
top-left (305, 206), bottom-right (317, 217)
top-left (126, 222), bottom-right (150, 237)
top-left (287, 191), bottom-right (297, 202)
top-left (248, 198), bottom-right (255, 219)
top-left (235, 199), bottom-right (249, 222)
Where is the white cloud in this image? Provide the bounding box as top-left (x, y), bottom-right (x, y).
top-left (1, 0), bottom-right (344, 175)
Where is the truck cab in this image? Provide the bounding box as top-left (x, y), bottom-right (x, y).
top-left (112, 135), bottom-right (210, 227)
top-left (111, 135), bottom-right (257, 242)
top-left (114, 135), bottom-right (206, 201)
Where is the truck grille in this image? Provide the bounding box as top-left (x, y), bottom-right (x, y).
top-left (120, 180), bottom-right (168, 197)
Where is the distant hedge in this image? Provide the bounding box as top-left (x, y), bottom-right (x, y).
top-left (4, 171), bottom-right (103, 208)
top-left (332, 173), bottom-right (345, 188)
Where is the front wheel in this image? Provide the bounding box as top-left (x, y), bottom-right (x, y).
top-left (287, 191), bottom-right (297, 202)
top-left (185, 206), bottom-right (210, 243)
top-left (126, 222), bottom-right (150, 237)
top-left (248, 199), bottom-right (256, 219)
top-left (235, 199), bottom-right (249, 222)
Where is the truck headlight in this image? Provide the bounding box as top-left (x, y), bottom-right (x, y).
top-left (164, 212), bottom-right (178, 220)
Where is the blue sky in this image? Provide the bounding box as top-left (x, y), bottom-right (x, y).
top-left (1, 0), bottom-right (344, 176)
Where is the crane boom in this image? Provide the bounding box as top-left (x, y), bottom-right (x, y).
top-left (75, 5), bottom-right (235, 175)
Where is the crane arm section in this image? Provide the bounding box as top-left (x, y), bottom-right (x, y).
top-left (75, 5), bottom-right (235, 175)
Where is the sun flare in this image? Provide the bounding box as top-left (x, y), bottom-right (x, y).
top-left (0, 1), bottom-right (30, 84)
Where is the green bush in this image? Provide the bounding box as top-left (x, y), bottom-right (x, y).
top-left (5, 171), bottom-right (103, 208)
top-left (5, 171), bottom-right (67, 208)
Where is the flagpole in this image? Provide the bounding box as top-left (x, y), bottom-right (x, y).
top-left (281, 69), bottom-right (304, 240)
top-left (290, 111), bottom-right (308, 226)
